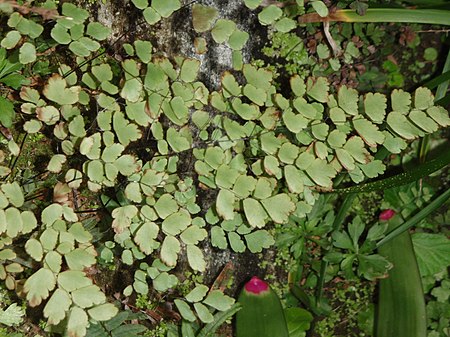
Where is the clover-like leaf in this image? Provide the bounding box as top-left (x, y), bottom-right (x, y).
top-left (65, 248), bottom-right (96, 271)
top-left (260, 193), bottom-right (295, 224)
top-left (86, 22), bottom-right (111, 41)
top-left (113, 111), bottom-right (142, 146)
top-left (245, 230), bottom-right (274, 253)
top-left (161, 235), bottom-right (180, 267)
top-left (311, 0), bottom-right (329, 17)
top-left (427, 106), bottom-right (450, 127)
top-left (67, 306), bottom-right (89, 337)
top-left (47, 154), bottom-right (67, 173)
top-left (359, 160), bottom-right (385, 178)
top-left (382, 132), bottom-right (407, 154)
top-left (211, 226), bottom-right (228, 249)
top-left (211, 19), bottom-right (236, 43)
top-left (153, 272), bottom-right (178, 292)
top-left (243, 64), bottom-right (272, 91)
top-left (203, 290), bottom-right (235, 311)
top-left (43, 74), bottom-right (80, 105)
top-left (391, 89), bottom-right (411, 113)
top-left (243, 84), bottom-right (266, 106)
top-left (336, 148), bottom-right (355, 170)
top-left (58, 270), bottom-right (92, 293)
top-left (305, 159), bottom-right (336, 188)
top-left (121, 77), bottom-right (143, 102)
top-left (69, 40), bottom-right (91, 57)
top-left (133, 40), bottom-right (153, 64)
top-left (414, 87), bottom-right (434, 110)
top-left (311, 121), bottom-right (329, 141)
top-left (61, 2), bottom-right (89, 24)
top-left (5, 207), bottom-right (23, 237)
top-left (364, 93), bottom-right (386, 124)
top-left (39, 228), bottom-right (58, 251)
top-left (283, 108), bottom-right (308, 133)
top-left (72, 285), bottom-right (106, 309)
top-left (24, 268), bottom-right (56, 307)
top-left (353, 117), bottom-right (385, 147)
top-left (232, 98), bottom-right (260, 120)
top-left (112, 205), bottom-right (138, 234)
top-left (23, 119), bottom-right (42, 133)
top-left (186, 284), bottom-right (209, 303)
top-left (19, 42), bottom-right (36, 64)
top-left (284, 165), bottom-right (304, 193)
top-left (180, 225), bottom-right (207, 245)
top-left (244, 0), bottom-right (263, 9)
top-left (51, 23), bottom-right (71, 44)
top-left (187, 245), bottom-right (206, 272)
top-left (68, 222), bottom-right (92, 243)
top-left (409, 109), bottom-right (438, 133)
top-left (243, 198), bottom-right (268, 228)
top-left (134, 221), bottom-right (159, 254)
top-left (25, 239), bottom-right (43, 261)
top-left (289, 75), bottom-right (306, 98)
top-left (1, 182), bottom-right (23, 207)
top-left (387, 111), bottom-right (420, 140)
top-left (143, 6), bottom-right (161, 24)
top-left (222, 72), bottom-right (240, 97)
top-left (180, 58), bottom-right (200, 83)
top-left (131, 0), bottom-right (148, 9)
top-left (92, 63), bottom-right (113, 83)
top-left (228, 30), bottom-right (249, 50)
top-left (306, 77), bottom-right (329, 103)
top-left (1, 30), bottom-right (21, 49)
top-left (162, 210), bottom-right (191, 236)
top-left (338, 85), bottom-right (358, 116)
top-left (216, 189), bottom-right (235, 220)
top-left (258, 5), bottom-right (282, 25)
top-left (152, 0), bottom-right (180, 18)
top-left (274, 17), bottom-right (297, 32)
top-left (43, 289), bottom-right (71, 325)
top-left (194, 302), bottom-right (214, 323)
top-left (192, 4), bottom-right (218, 33)
top-left (175, 299), bottom-right (196, 322)
top-left (167, 127), bottom-right (191, 152)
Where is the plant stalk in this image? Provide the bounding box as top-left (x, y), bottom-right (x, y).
top-left (299, 9), bottom-right (450, 25)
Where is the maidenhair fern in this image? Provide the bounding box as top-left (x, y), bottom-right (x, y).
top-left (0, 0), bottom-right (448, 335)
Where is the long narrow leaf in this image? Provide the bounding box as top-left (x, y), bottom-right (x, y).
top-left (376, 187), bottom-right (450, 248)
top-left (425, 70), bottom-right (450, 91)
top-left (435, 49), bottom-right (450, 100)
top-left (376, 220), bottom-right (426, 337)
top-left (299, 9), bottom-right (450, 25)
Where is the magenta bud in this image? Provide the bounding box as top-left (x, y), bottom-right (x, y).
top-left (244, 276), bottom-right (269, 294)
top-left (379, 209), bottom-right (396, 221)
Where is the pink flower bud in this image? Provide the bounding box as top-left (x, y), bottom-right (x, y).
top-left (379, 209), bottom-right (396, 221)
top-left (244, 276), bottom-right (269, 294)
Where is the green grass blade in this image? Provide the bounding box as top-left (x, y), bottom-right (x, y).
top-left (435, 50), bottom-right (450, 100)
top-left (376, 187), bottom-right (450, 248)
top-left (436, 93), bottom-right (450, 106)
top-left (299, 9), bottom-right (450, 25)
top-left (425, 70), bottom-right (450, 91)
